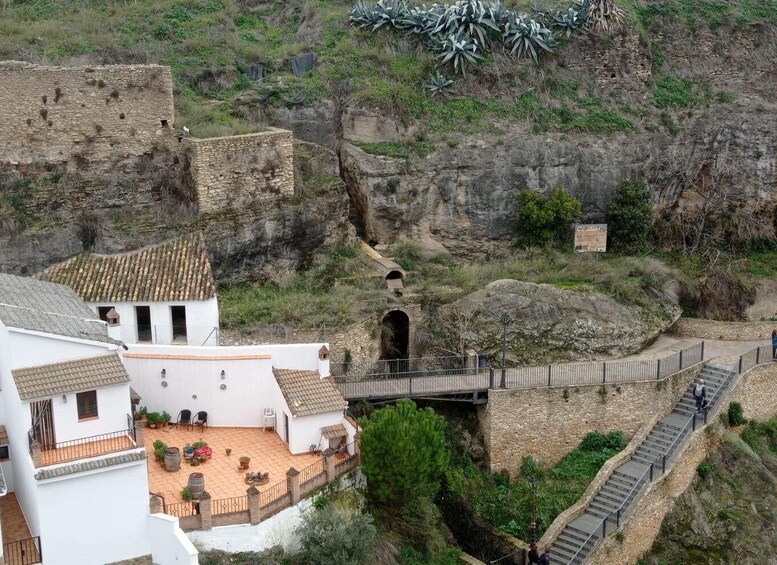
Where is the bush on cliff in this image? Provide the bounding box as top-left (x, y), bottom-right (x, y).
top-left (606, 179), bottom-right (653, 253)
top-left (515, 187), bottom-right (582, 247)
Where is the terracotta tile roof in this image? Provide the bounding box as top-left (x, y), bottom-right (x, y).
top-left (35, 450), bottom-right (146, 481)
top-left (40, 233), bottom-right (216, 302)
top-left (320, 424), bottom-right (347, 439)
top-left (273, 368), bottom-right (347, 417)
top-left (12, 353), bottom-right (130, 401)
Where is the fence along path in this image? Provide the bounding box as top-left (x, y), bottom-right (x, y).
top-left (334, 342), bottom-right (706, 400)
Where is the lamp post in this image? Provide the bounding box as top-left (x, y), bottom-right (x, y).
top-left (528, 476), bottom-right (538, 545)
top-left (500, 311), bottom-right (510, 388)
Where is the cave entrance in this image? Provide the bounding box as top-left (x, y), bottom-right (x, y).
top-left (380, 310), bottom-right (409, 363)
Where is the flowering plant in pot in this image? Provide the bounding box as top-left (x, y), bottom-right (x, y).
top-left (239, 456), bottom-right (250, 470)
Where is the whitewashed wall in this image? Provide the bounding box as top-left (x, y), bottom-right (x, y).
top-left (36, 457), bottom-right (150, 565)
top-left (121, 343), bottom-right (326, 429)
top-left (45, 384), bottom-right (133, 444)
top-left (286, 411), bottom-right (347, 455)
top-left (89, 299), bottom-right (219, 346)
top-left (8, 330), bottom-right (116, 369)
top-left (148, 514), bottom-right (199, 565)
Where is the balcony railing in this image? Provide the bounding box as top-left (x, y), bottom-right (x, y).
top-left (28, 416), bottom-right (137, 467)
top-left (3, 536), bottom-right (42, 565)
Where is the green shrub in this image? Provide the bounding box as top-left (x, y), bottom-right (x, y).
top-left (697, 461), bottom-right (716, 479)
top-left (606, 180), bottom-right (653, 253)
top-left (741, 418), bottom-right (777, 454)
top-left (298, 502), bottom-right (376, 565)
top-left (652, 77), bottom-right (697, 108)
top-left (361, 399), bottom-right (450, 508)
top-left (515, 187), bottom-right (582, 247)
top-left (579, 431), bottom-right (627, 452)
top-left (727, 402), bottom-right (747, 426)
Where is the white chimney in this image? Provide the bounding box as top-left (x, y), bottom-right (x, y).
top-left (318, 345), bottom-right (330, 378)
top-left (106, 308), bottom-right (122, 341)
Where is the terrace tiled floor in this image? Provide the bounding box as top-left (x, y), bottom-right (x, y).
top-left (0, 493), bottom-right (41, 564)
top-left (145, 425), bottom-right (321, 502)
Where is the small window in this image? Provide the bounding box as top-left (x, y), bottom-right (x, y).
top-left (77, 391), bottom-right (98, 420)
top-left (97, 306), bottom-right (115, 322)
top-left (0, 445), bottom-right (8, 460)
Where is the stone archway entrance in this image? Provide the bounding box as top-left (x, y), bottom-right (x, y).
top-left (380, 310), bottom-right (410, 361)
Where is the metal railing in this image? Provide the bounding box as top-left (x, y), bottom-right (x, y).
top-left (260, 478), bottom-right (289, 508)
top-left (335, 442), bottom-right (358, 469)
top-left (167, 501), bottom-right (198, 518)
top-left (29, 416), bottom-right (137, 466)
top-left (334, 342), bottom-right (706, 399)
top-left (212, 495), bottom-right (248, 516)
top-left (562, 343), bottom-right (771, 564)
top-left (299, 459), bottom-right (325, 486)
top-left (3, 537), bottom-right (42, 565)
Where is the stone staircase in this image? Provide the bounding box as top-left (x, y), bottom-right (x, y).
top-left (550, 363), bottom-right (733, 564)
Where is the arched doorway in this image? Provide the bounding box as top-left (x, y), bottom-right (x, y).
top-left (380, 310), bottom-right (410, 361)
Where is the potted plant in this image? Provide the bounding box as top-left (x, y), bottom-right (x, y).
top-left (146, 412), bottom-right (162, 429)
top-left (181, 486), bottom-right (193, 501)
top-left (153, 440), bottom-right (166, 462)
top-left (161, 411), bottom-right (172, 428)
top-left (183, 444), bottom-right (194, 460)
top-left (225, 448), bottom-right (232, 456)
top-left (239, 456), bottom-right (250, 470)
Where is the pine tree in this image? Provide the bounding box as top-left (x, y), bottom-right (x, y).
top-left (360, 399), bottom-right (450, 509)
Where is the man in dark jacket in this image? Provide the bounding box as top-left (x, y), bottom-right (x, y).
top-left (528, 543), bottom-right (540, 564)
top-left (539, 548), bottom-right (550, 565)
top-left (693, 378), bottom-right (707, 412)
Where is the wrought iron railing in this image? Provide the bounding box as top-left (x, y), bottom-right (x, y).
top-left (212, 495), bottom-right (248, 515)
top-left (259, 478), bottom-right (289, 508)
top-left (335, 342), bottom-right (707, 399)
top-left (166, 501), bottom-right (198, 518)
top-left (562, 343), bottom-right (770, 564)
top-left (29, 416), bottom-right (137, 465)
top-left (299, 459), bottom-right (325, 486)
top-left (3, 536), bottom-right (42, 565)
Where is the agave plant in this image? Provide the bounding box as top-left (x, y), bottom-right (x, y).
top-left (433, 30), bottom-right (484, 74)
top-left (553, 3), bottom-right (590, 38)
top-left (428, 71), bottom-right (454, 96)
top-left (431, 0), bottom-right (500, 50)
top-left (484, 0), bottom-right (509, 27)
top-left (350, 1), bottom-right (384, 29)
top-left (585, 0), bottom-right (624, 33)
top-left (503, 14), bottom-right (555, 62)
top-left (350, 0), bottom-right (411, 31)
top-left (402, 5), bottom-right (441, 36)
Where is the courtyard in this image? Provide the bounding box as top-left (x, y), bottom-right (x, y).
top-left (144, 424), bottom-right (321, 504)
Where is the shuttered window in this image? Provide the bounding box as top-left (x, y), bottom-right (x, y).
top-left (77, 390), bottom-right (98, 420)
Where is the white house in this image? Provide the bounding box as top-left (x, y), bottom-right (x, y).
top-left (0, 273), bottom-right (153, 565)
top-left (121, 343), bottom-right (356, 455)
top-left (40, 233), bottom-right (219, 347)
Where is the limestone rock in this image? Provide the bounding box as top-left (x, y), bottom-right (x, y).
top-left (433, 279), bottom-right (679, 364)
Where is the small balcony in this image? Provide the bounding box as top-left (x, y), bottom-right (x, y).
top-left (28, 415), bottom-right (138, 468)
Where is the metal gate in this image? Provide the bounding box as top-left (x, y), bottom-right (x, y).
top-left (30, 400), bottom-right (55, 450)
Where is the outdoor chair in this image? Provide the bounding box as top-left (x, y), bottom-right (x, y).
top-left (192, 411), bottom-right (208, 431)
top-left (173, 409), bottom-right (192, 429)
top-left (262, 407), bottom-right (276, 431)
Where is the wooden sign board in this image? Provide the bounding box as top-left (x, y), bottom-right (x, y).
top-left (574, 224), bottom-right (607, 253)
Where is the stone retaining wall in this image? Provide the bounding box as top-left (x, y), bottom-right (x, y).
top-left (0, 61), bottom-right (174, 165)
top-left (106, 555), bottom-right (154, 565)
top-left (481, 365), bottom-right (702, 475)
top-left (184, 129), bottom-right (294, 214)
top-left (670, 317), bottom-right (775, 341)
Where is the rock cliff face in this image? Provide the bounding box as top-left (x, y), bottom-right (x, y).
top-left (336, 101), bottom-right (777, 255)
top-left (429, 279), bottom-right (679, 364)
top-left (643, 431), bottom-right (777, 565)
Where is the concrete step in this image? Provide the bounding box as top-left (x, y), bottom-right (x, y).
top-left (595, 489), bottom-right (630, 506)
top-left (569, 513), bottom-right (604, 536)
top-left (614, 460), bottom-right (649, 480)
top-left (551, 539), bottom-right (580, 561)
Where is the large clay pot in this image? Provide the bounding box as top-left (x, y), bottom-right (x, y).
top-left (188, 472), bottom-right (205, 499)
top-left (164, 447), bottom-right (181, 472)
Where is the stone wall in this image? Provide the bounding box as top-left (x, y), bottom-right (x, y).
top-left (590, 362), bottom-right (777, 564)
top-left (670, 317), bottom-right (776, 341)
top-left (0, 61), bottom-right (174, 165)
top-left (184, 129), bottom-right (294, 214)
top-left (481, 365), bottom-right (702, 475)
top-left (329, 317), bottom-right (381, 367)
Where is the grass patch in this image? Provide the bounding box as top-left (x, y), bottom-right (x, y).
top-left (652, 77), bottom-right (698, 109)
top-left (353, 140), bottom-right (436, 159)
top-left (446, 431), bottom-right (627, 540)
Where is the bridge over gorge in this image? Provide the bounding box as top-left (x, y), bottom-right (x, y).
top-left (332, 342), bottom-right (710, 402)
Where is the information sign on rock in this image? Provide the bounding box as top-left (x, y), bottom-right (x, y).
top-left (574, 224), bottom-right (607, 253)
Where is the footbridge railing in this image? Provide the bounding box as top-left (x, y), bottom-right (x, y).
top-left (333, 342), bottom-right (707, 400)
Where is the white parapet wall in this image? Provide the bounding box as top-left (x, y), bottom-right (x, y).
top-left (149, 513), bottom-right (199, 565)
